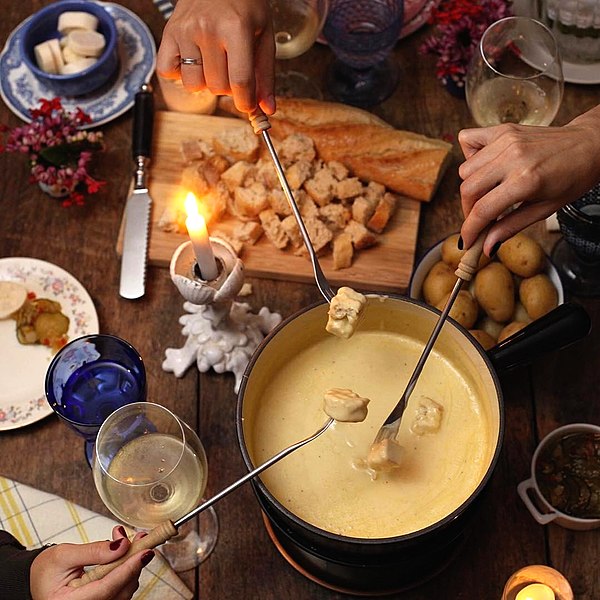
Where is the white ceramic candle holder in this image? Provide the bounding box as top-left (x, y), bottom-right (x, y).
top-left (163, 238), bottom-right (282, 392)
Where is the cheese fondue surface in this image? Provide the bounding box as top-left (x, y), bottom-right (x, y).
top-left (249, 327), bottom-right (497, 539)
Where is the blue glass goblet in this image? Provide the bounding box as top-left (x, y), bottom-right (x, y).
top-left (322, 0), bottom-right (404, 107)
top-left (45, 334), bottom-right (147, 465)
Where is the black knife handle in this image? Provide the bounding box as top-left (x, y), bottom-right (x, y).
top-left (132, 83), bottom-right (154, 160)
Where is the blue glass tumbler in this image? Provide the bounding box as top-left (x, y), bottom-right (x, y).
top-left (45, 334), bottom-right (147, 465)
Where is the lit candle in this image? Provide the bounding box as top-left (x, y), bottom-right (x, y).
top-left (184, 193), bottom-right (219, 281)
top-left (515, 583), bottom-right (556, 600)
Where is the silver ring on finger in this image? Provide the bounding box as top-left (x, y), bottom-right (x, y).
top-left (180, 57), bottom-right (203, 66)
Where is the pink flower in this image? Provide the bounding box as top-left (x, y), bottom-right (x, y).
top-left (420, 0), bottom-right (512, 82)
top-left (0, 97), bottom-right (105, 206)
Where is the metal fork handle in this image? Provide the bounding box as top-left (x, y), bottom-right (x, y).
top-left (174, 417), bottom-right (334, 527)
top-left (249, 109), bottom-right (335, 303)
top-left (373, 227), bottom-right (490, 443)
top-left (69, 417), bottom-right (335, 589)
top-left (376, 277), bottom-right (463, 441)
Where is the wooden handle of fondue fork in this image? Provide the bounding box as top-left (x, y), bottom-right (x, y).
top-left (248, 107), bottom-right (271, 134)
top-left (454, 227), bottom-right (491, 282)
top-left (68, 520), bottom-right (178, 588)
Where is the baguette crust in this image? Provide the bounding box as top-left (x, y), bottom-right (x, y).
top-left (270, 97), bottom-right (390, 129)
top-left (268, 99), bottom-right (452, 202)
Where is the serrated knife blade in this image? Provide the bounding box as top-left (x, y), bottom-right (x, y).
top-left (119, 84), bottom-right (154, 299)
top-left (120, 190), bottom-right (151, 299)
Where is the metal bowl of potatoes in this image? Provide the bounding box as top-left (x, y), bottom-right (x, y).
top-left (409, 232), bottom-right (564, 350)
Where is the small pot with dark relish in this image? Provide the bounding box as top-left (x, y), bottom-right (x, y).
top-left (518, 423), bottom-right (600, 530)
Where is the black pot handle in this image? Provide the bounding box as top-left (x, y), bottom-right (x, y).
top-left (487, 302), bottom-right (591, 372)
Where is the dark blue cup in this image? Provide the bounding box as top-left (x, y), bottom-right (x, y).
top-left (20, 0), bottom-right (119, 97)
top-left (45, 334), bottom-right (146, 464)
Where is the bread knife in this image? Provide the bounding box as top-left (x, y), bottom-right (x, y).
top-left (119, 84), bottom-right (154, 299)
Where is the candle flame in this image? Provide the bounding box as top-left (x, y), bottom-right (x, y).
top-left (184, 192), bottom-right (201, 219)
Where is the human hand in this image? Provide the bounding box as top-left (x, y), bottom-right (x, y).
top-left (458, 106), bottom-right (600, 255)
top-left (156, 0), bottom-right (275, 115)
top-left (30, 525), bottom-right (154, 600)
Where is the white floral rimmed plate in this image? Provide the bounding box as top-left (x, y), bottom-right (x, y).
top-left (0, 257), bottom-right (99, 430)
top-left (0, 2), bottom-right (156, 128)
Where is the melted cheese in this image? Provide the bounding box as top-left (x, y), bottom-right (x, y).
top-left (250, 329), bottom-right (495, 539)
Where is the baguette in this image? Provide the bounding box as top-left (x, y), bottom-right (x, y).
top-left (269, 97), bottom-right (390, 128)
top-left (267, 98), bottom-right (451, 202)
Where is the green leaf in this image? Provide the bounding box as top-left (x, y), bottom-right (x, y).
top-left (39, 140), bottom-right (102, 167)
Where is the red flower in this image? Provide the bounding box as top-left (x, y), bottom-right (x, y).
top-left (420, 0), bottom-right (512, 82)
top-left (1, 97), bottom-right (105, 206)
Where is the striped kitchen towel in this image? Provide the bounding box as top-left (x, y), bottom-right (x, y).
top-left (154, 0), bottom-right (174, 19)
top-left (0, 476), bottom-right (192, 600)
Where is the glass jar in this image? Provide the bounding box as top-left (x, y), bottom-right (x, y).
top-left (542, 0), bottom-right (600, 63)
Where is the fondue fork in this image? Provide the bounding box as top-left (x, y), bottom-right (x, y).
top-left (248, 109), bottom-right (335, 303)
top-left (373, 232), bottom-right (487, 446)
top-left (70, 417), bottom-right (335, 587)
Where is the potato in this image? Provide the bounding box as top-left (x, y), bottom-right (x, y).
top-left (469, 329), bottom-right (496, 350)
top-left (497, 233), bottom-right (545, 278)
top-left (473, 262), bottom-right (515, 323)
top-left (436, 290), bottom-right (478, 329)
top-left (479, 316), bottom-right (504, 341)
top-left (519, 274), bottom-right (558, 320)
top-left (15, 297), bottom-right (69, 350)
top-left (34, 311), bottom-right (69, 342)
top-left (0, 281), bottom-right (27, 319)
top-left (512, 301), bottom-right (532, 324)
top-left (441, 233), bottom-right (491, 271)
top-left (422, 261), bottom-right (456, 305)
top-left (498, 321), bottom-right (528, 343)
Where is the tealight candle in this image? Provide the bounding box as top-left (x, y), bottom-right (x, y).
top-left (515, 583), bottom-right (556, 600)
top-left (502, 565), bottom-right (572, 600)
top-left (184, 192), bottom-right (218, 281)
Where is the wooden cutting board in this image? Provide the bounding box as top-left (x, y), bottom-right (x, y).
top-left (118, 111), bottom-right (422, 293)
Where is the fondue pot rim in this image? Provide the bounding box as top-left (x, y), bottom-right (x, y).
top-left (236, 293), bottom-right (506, 546)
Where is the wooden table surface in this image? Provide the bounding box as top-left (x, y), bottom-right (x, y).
top-left (1, 2), bottom-right (599, 598)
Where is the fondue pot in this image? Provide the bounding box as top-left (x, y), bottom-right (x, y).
top-left (236, 297), bottom-right (589, 595)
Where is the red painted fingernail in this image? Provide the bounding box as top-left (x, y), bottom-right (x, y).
top-left (116, 526), bottom-right (127, 537)
top-left (490, 241), bottom-right (502, 258)
top-left (110, 538), bottom-right (124, 551)
top-left (457, 235), bottom-right (464, 250)
top-left (141, 550), bottom-right (155, 566)
top-left (138, 532), bottom-right (148, 538)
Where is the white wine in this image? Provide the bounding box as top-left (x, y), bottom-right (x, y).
top-left (272, 2), bottom-right (321, 59)
top-left (468, 78), bottom-right (561, 127)
top-left (95, 433), bottom-right (205, 529)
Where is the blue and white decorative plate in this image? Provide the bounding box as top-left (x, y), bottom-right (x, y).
top-left (0, 258), bottom-right (99, 431)
top-left (0, 2), bottom-right (156, 128)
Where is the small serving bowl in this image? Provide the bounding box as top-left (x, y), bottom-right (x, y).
top-left (20, 0), bottom-right (119, 97)
top-left (518, 423), bottom-right (600, 531)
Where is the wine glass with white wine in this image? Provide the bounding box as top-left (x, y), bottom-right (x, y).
top-left (466, 16), bottom-right (564, 127)
top-left (270, 0), bottom-right (329, 98)
top-left (92, 402), bottom-right (218, 572)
